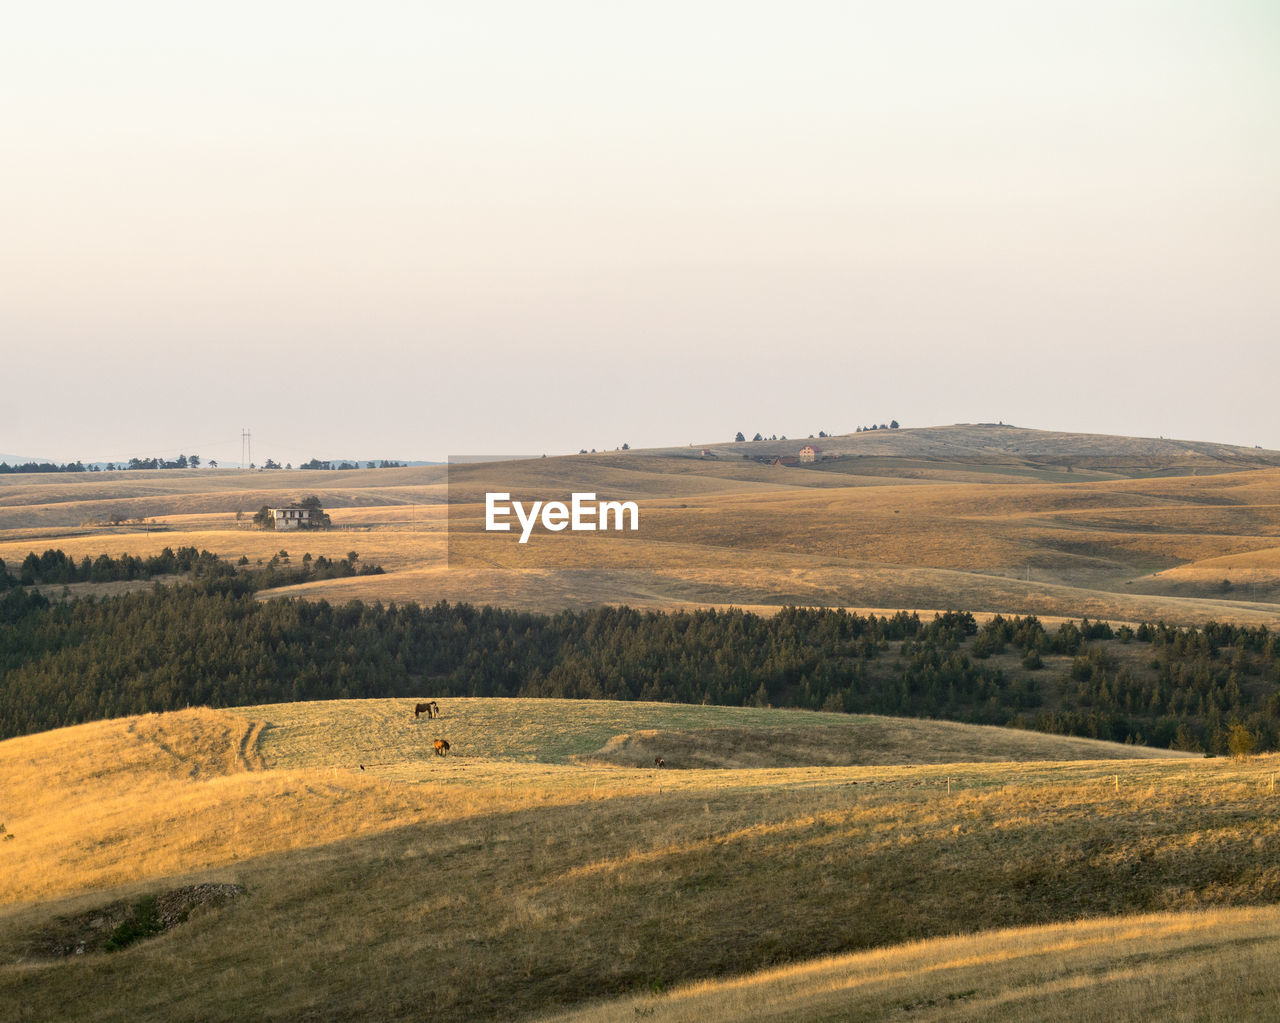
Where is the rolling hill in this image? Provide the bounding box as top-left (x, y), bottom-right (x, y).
top-left (545, 905), bottom-right (1280, 1022)
top-left (4, 427), bottom-right (1279, 1020)
top-left (2, 424), bottom-right (1280, 626)
top-left (4, 699), bottom-right (1278, 1022)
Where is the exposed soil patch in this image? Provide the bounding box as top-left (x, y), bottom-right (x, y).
top-left (23, 883), bottom-right (245, 959)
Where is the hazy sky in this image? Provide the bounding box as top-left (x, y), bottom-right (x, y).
top-left (4, 1), bottom-right (1277, 465)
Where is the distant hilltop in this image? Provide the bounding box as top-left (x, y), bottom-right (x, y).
top-left (635, 424), bottom-right (1280, 475)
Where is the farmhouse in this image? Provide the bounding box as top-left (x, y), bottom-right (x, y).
top-left (271, 506), bottom-right (313, 530)
top-left (799, 445), bottom-right (821, 463)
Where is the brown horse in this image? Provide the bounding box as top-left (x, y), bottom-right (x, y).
top-left (414, 701), bottom-right (440, 719)
top-left (433, 739), bottom-right (450, 756)
top-left (654, 757), bottom-right (665, 768)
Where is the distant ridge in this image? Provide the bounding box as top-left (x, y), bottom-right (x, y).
top-left (0, 456), bottom-right (444, 472)
top-left (639, 424), bottom-right (1280, 473)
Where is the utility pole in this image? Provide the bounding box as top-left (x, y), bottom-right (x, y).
top-left (242, 429), bottom-right (251, 470)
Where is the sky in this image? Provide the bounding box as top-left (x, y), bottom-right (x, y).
top-left (3, 1), bottom-right (1278, 466)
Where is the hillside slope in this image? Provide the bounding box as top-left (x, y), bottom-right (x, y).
top-left (3, 425), bottom-right (1280, 625)
top-left (545, 905), bottom-right (1280, 1023)
top-left (6, 700), bottom-right (1277, 1022)
top-left (651, 424), bottom-right (1280, 477)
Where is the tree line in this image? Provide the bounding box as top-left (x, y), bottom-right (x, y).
top-left (297, 459), bottom-right (406, 470)
top-left (1, 563), bottom-right (1278, 751)
top-left (0, 455), bottom-right (409, 474)
top-left (8, 546), bottom-right (383, 590)
top-left (0, 455), bottom-right (205, 473)
top-left (0, 461), bottom-right (89, 474)
top-left (12, 546), bottom-right (234, 585)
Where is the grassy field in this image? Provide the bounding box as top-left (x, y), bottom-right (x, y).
top-left (6, 698), bottom-right (1280, 1021)
top-left (5, 426), bottom-right (1280, 1019)
top-left (545, 905), bottom-right (1280, 1022)
top-left (3, 425), bottom-right (1280, 624)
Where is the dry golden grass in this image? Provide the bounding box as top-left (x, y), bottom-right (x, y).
top-left (6, 433), bottom-right (1280, 1017)
top-left (0, 708), bottom-right (419, 904)
top-left (221, 698), bottom-right (1194, 775)
top-left (4, 700), bottom-right (1280, 1021)
top-left (441, 461), bottom-right (1280, 621)
top-left (0, 466), bottom-right (447, 531)
top-left (541, 904), bottom-right (1280, 1023)
top-left (5, 698), bottom-right (1185, 903)
top-left (3, 449), bottom-right (1280, 624)
top-left (576, 717), bottom-right (1191, 770)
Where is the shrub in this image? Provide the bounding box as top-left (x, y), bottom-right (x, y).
top-left (1228, 723), bottom-right (1255, 760)
top-left (104, 896), bottom-right (162, 952)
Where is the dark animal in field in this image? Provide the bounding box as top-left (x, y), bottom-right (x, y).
top-left (414, 701), bottom-right (441, 719)
top-left (654, 757), bottom-right (665, 768)
top-left (434, 739), bottom-right (450, 756)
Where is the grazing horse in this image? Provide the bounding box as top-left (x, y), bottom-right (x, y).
top-left (654, 757), bottom-right (665, 768)
top-left (433, 739), bottom-right (450, 756)
top-left (414, 701), bottom-right (441, 719)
